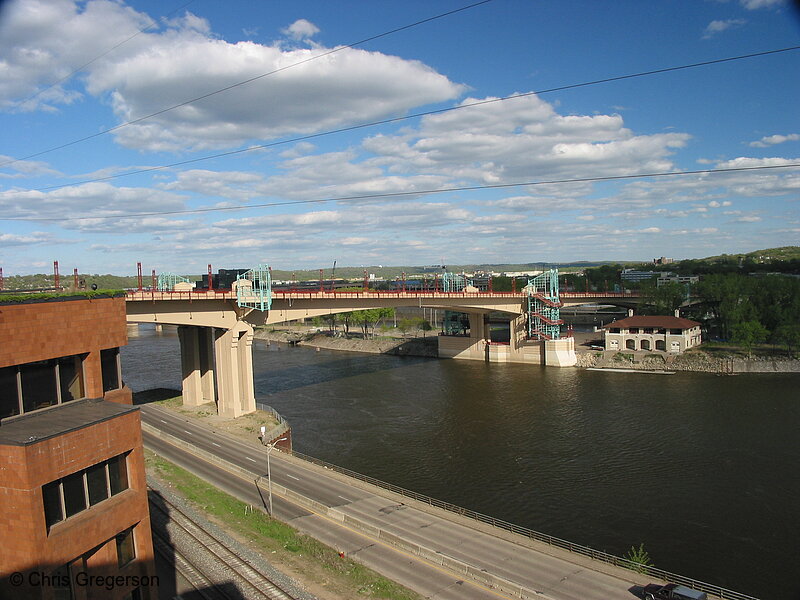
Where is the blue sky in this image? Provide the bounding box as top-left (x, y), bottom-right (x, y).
top-left (1, 0), bottom-right (799, 275)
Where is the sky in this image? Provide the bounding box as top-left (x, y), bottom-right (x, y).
top-left (1, 0), bottom-right (799, 276)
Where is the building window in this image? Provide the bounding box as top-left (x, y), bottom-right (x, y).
top-left (656, 340), bottom-right (666, 351)
top-left (643, 328), bottom-right (654, 334)
top-left (62, 472), bottom-right (88, 518)
top-left (641, 339), bottom-right (651, 351)
top-left (669, 329), bottom-right (682, 335)
top-left (123, 588), bottom-right (143, 600)
top-left (626, 339), bottom-right (636, 350)
top-left (43, 481), bottom-right (64, 530)
top-left (86, 463), bottom-right (110, 505)
top-left (0, 355), bottom-right (85, 420)
top-left (629, 328), bottom-right (639, 334)
top-left (116, 528), bottom-right (136, 568)
top-left (609, 328), bottom-right (620, 333)
top-left (51, 563), bottom-right (74, 600)
top-left (58, 356), bottom-right (84, 402)
top-left (41, 453), bottom-right (130, 532)
top-left (0, 366), bottom-right (21, 418)
top-left (21, 360), bottom-right (59, 413)
top-left (108, 454), bottom-right (129, 495)
top-left (101, 348), bottom-right (121, 392)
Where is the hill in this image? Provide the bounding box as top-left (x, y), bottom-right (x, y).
top-left (701, 246), bottom-right (800, 263)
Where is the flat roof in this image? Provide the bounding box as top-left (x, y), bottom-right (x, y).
top-left (0, 398), bottom-right (138, 446)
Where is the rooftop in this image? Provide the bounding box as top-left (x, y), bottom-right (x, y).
top-left (601, 315), bottom-right (701, 330)
top-left (0, 398), bottom-right (138, 446)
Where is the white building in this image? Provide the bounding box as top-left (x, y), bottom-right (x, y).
top-left (602, 315), bottom-right (702, 353)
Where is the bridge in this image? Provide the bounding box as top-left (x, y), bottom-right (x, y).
top-left (125, 266), bottom-right (643, 418)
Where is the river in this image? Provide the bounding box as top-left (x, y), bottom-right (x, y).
top-left (122, 324), bottom-right (799, 600)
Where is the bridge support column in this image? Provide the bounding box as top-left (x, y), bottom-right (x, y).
top-left (468, 312), bottom-right (486, 343)
top-left (213, 321), bottom-right (256, 419)
top-left (544, 337), bottom-right (577, 367)
top-left (177, 325), bottom-right (215, 407)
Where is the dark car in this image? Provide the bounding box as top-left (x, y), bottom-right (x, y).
top-left (643, 583), bottom-right (708, 600)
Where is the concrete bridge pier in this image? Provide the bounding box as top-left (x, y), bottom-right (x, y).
top-left (177, 325), bottom-right (215, 407)
top-left (176, 322), bottom-right (256, 417)
top-left (213, 321), bottom-right (256, 419)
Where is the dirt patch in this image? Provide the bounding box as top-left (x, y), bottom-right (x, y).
top-left (254, 328), bottom-right (438, 358)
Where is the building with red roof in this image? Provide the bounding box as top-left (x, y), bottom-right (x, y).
top-left (601, 315), bottom-right (702, 353)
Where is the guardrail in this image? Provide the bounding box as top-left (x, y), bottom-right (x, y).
top-left (284, 447), bottom-right (758, 600)
top-left (126, 288), bottom-right (643, 301)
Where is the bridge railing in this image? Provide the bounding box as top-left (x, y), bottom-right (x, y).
top-left (126, 288), bottom-right (643, 301)
top-left (126, 289), bottom-right (237, 301)
top-left (282, 446), bottom-right (758, 600)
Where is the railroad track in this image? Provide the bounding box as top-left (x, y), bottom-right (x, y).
top-left (148, 488), bottom-right (302, 600)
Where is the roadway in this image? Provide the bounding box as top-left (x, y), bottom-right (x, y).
top-left (140, 403), bottom-right (645, 600)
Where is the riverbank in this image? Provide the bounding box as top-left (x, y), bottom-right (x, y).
top-left (253, 327), bottom-right (439, 357)
top-left (255, 326), bottom-right (800, 374)
top-left (574, 348), bottom-right (800, 373)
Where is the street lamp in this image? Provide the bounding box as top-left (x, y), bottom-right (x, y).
top-left (259, 428), bottom-right (287, 516)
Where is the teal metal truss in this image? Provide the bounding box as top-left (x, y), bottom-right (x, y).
top-left (236, 264), bottom-right (272, 311)
top-left (157, 272), bottom-right (190, 291)
top-left (525, 269), bottom-right (563, 340)
top-left (442, 311), bottom-right (470, 336)
top-left (442, 272), bottom-right (471, 292)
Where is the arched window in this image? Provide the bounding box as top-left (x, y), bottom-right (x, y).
top-left (626, 339), bottom-right (636, 350)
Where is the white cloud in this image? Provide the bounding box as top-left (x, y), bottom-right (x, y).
top-left (1, 1), bottom-right (465, 151)
top-left (0, 154), bottom-right (60, 178)
top-left (0, 231), bottom-right (55, 245)
top-left (749, 133), bottom-right (800, 147)
top-left (282, 19), bottom-right (320, 41)
top-left (87, 26), bottom-right (464, 152)
top-left (703, 19), bottom-right (746, 38)
top-left (0, 0), bottom-right (155, 111)
top-left (0, 182), bottom-right (187, 222)
top-left (740, 0), bottom-right (785, 9)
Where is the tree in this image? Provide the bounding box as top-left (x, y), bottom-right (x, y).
top-left (352, 308), bottom-right (394, 339)
top-left (773, 324), bottom-right (800, 354)
top-left (731, 320), bottom-right (769, 357)
top-left (420, 319), bottom-right (433, 337)
top-left (624, 543), bottom-right (653, 574)
top-left (640, 281), bottom-right (686, 315)
top-left (397, 318), bottom-right (414, 338)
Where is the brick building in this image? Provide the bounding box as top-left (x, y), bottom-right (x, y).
top-left (0, 295), bottom-right (156, 599)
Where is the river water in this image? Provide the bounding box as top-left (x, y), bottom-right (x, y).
top-left (122, 325), bottom-right (799, 600)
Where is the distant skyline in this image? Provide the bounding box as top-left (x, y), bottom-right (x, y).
top-left (1, 0), bottom-right (799, 275)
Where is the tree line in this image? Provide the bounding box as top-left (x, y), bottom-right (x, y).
top-left (636, 274), bottom-right (800, 354)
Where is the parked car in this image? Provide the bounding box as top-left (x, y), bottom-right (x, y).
top-left (643, 583), bottom-right (708, 600)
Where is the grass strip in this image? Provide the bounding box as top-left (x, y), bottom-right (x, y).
top-left (145, 449), bottom-right (423, 600)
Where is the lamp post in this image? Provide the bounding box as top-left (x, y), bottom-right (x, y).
top-left (259, 427), bottom-right (287, 516)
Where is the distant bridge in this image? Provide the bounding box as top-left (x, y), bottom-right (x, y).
top-left (125, 266), bottom-right (645, 418)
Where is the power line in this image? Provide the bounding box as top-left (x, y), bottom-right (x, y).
top-left (23, 43), bottom-right (800, 193)
top-left (0, 0), bottom-right (494, 168)
top-left (15, 0), bottom-right (197, 111)
top-left (5, 162), bottom-right (799, 223)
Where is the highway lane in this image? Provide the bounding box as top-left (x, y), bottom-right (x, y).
top-left (144, 421), bottom-right (513, 600)
top-left (140, 404), bottom-right (645, 600)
